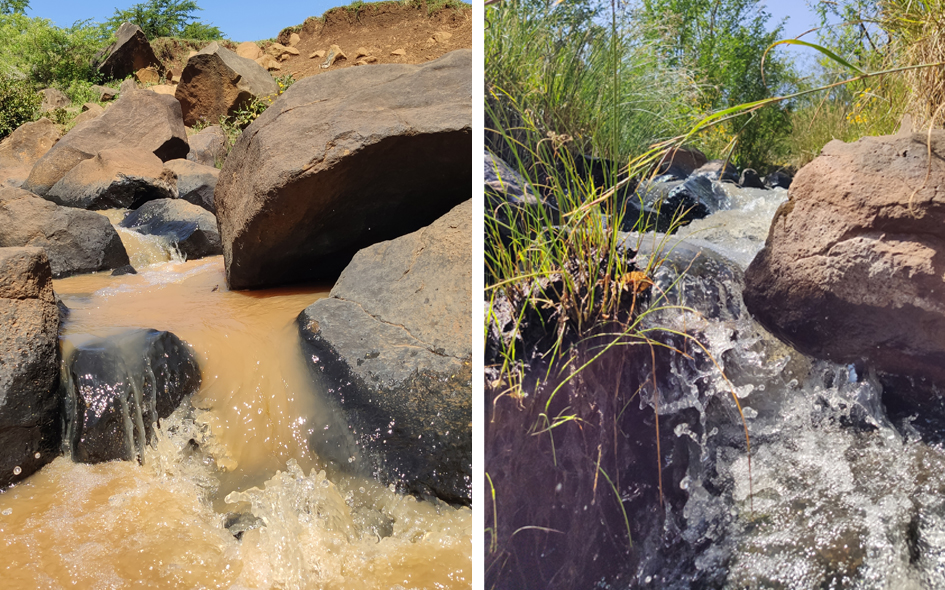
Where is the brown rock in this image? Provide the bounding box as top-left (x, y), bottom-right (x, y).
top-left (0, 118), bottom-right (60, 186)
top-left (185, 124), bottom-right (227, 168)
top-left (135, 66), bottom-right (161, 85)
top-left (744, 131), bottom-right (945, 397)
top-left (164, 158), bottom-right (219, 212)
top-left (22, 90), bottom-right (188, 195)
top-left (355, 47), bottom-right (370, 59)
top-left (119, 78), bottom-right (137, 95)
top-left (91, 85), bottom-right (118, 102)
top-left (433, 31), bottom-right (453, 44)
top-left (320, 44), bottom-right (346, 69)
top-left (0, 246), bottom-right (61, 488)
top-left (266, 42), bottom-right (294, 61)
top-left (255, 56), bottom-right (282, 71)
top-left (176, 42), bottom-right (279, 127)
top-left (149, 84), bottom-right (177, 96)
top-left (235, 41), bottom-right (262, 60)
top-left (287, 32), bottom-right (301, 47)
top-left (309, 50), bottom-right (326, 59)
top-left (72, 104), bottom-right (105, 127)
top-left (355, 57), bottom-right (377, 66)
top-left (94, 22), bottom-right (164, 81)
top-left (216, 49), bottom-right (471, 289)
top-left (0, 186), bottom-right (130, 277)
top-left (391, 48), bottom-right (406, 56)
top-left (46, 147), bottom-right (177, 210)
top-left (39, 88), bottom-right (69, 112)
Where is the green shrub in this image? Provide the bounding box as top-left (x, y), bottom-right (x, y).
top-left (0, 75), bottom-right (40, 138)
top-left (0, 14), bottom-right (109, 86)
top-left (108, 0), bottom-right (224, 40)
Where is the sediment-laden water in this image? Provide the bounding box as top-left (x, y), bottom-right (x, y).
top-left (0, 227), bottom-right (470, 589)
top-left (619, 185), bottom-right (945, 588)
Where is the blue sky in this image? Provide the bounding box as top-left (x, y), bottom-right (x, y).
top-left (24, 0), bottom-right (343, 42)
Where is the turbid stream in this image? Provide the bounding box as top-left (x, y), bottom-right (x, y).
top-left (0, 223), bottom-right (470, 589)
top-left (614, 185), bottom-right (945, 588)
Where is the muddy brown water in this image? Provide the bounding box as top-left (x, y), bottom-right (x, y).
top-left (0, 225), bottom-right (470, 589)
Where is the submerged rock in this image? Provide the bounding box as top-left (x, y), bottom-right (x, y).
top-left (62, 329), bottom-right (201, 464)
top-left (298, 200), bottom-right (471, 504)
top-left (0, 247), bottom-right (61, 488)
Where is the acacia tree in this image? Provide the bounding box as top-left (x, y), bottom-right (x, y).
top-left (108, 0), bottom-right (222, 39)
top-left (639, 0), bottom-right (796, 167)
top-left (0, 0), bottom-right (28, 14)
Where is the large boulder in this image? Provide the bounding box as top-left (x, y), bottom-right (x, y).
top-left (94, 22), bottom-right (164, 81)
top-left (0, 186), bottom-right (130, 277)
top-left (22, 90), bottom-right (189, 196)
top-left (185, 124), bottom-right (227, 168)
top-left (175, 42), bottom-right (279, 127)
top-left (163, 158), bottom-right (219, 212)
top-left (217, 49), bottom-right (471, 289)
top-left (45, 147), bottom-right (177, 210)
top-left (0, 247), bottom-right (61, 488)
top-left (0, 118), bottom-right (60, 187)
top-left (62, 329), bottom-right (200, 464)
top-left (38, 88), bottom-right (69, 112)
top-left (120, 198), bottom-right (222, 259)
top-left (298, 200), bottom-right (471, 504)
top-left (744, 131), bottom-right (945, 402)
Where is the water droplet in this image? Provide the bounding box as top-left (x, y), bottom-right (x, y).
top-left (12, 466), bottom-right (21, 475)
top-left (348, 456), bottom-right (356, 463)
top-left (34, 452), bottom-right (40, 459)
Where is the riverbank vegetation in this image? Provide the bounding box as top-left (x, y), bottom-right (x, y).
top-left (485, 0), bottom-right (945, 587)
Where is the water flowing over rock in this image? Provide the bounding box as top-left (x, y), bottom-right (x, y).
top-left (0, 186), bottom-right (130, 277)
top-left (216, 49), bottom-right (471, 289)
top-left (62, 329), bottom-right (201, 464)
top-left (0, 247), bottom-right (60, 488)
top-left (298, 200), bottom-right (471, 504)
top-left (120, 198), bottom-right (222, 259)
top-left (0, 118), bottom-right (60, 187)
top-left (94, 22), bottom-right (164, 81)
top-left (744, 131), bottom-right (945, 405)
top-left (631, 174), bottom-right (731, 232)
top-left (175, 42), bottom-right (279, 127)
top-left (23, 90), bottom-right (189, 196)
top-left (45, 147), bottom-right (177, 210)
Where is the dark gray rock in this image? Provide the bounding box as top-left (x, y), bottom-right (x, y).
top-left (0, 247), bottom-right (61, 488)
top-left (62, 329), bottom-right (200, 464)
top-left (23, 90), bottom-right (189, 196)
top-left (692, 159), bottom-right (739, 184)
top-left (764, 168), bottom-right (793, 189)
top-left (186, 125), bottom-right (227, 168)
top-left (0, 186), bottom-right (129, 277)
top-left (94, 22), bottom-right (164, 81)
top-left (739, 168), bottom-right (765, 189)
top-left (298, 200), bottom-right (471, 504)
top-left (630, 174), bottom-right (730, 232)
top-left (120, 198), bottom-right (222, 259)
top-left (164, 158), bottom-right (219, 212)
top-left (656, 145), bottom-right (708, 178)
top-left (216, 49), bottom-right (471, 289)
top-left (45, 147), bottom-right (177, 210)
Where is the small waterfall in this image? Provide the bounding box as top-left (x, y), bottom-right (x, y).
top-left (100, 209), bottom-right (184, 268)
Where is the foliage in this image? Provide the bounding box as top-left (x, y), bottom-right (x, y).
top-left (0, 74), bottom-right (40, 138)
top-left (0, 14), bottom-right (109, 86)
top-left (218, 74), bottom-right (295, 158)
top-left (638, 0), bottom-right (797, 167)
top-left (0, 0), bottom-right (27, 15)
top-left (108, 0), bottom-right (223, 40)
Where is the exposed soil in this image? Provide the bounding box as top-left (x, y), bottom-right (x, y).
top-left (151, 2), bottom-right (471, 82)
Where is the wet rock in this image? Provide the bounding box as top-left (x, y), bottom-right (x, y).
top-left (764, 168), bottom-right (793, 189)
top-left (631, 174), bottom-right (730, 232)
top-left (164, 158), bottom-right (219, 212)
top-left (0, 247), bottom-right (61, 488)
top-left (0, 185), bottom-right (130, 277)
top-left (39, 88), bottom-right (69, 112)
top-left (693, 159), bottom-right (739, 183)
top-left (298, 200), bottom-right (471, 504)
top-left (217, 49), bottom-right (471, 289)
top-left (656, 145), bottom-right (708, 178)
top-left (46, 147), bottom-right (177, 210)
top-left (94, 22), bottom-right (164, 81)
top-left (63, 329), bottom-right (201, 464)
top-left (739, 168), bottom-right (765, 189)
top-left (111, 264), bottom-right (137, 276)
top-left (0, 118), bottom-right (60, 187)
top-left (185, 124), bottom-right (227, 168)
top-left (120, 198), bottom-right (221, 259)
top-left (175, 42), bottom-right (279, 127)
top-left (744, 131), bottom-right (945, 406)
top-left (22, 90), bottom-right (189, 196)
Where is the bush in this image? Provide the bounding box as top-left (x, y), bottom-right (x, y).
top-left (0, 14), bottom-right (109, 86)
top-left (108, 0), bottom-right (224, 40)
top-left (0, 75), bottom-right (40, 138)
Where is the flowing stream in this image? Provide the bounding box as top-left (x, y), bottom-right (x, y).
top-left (616, 185), bottom-right (945, 588)
top-left (0, 221), bottom-right (470, 589)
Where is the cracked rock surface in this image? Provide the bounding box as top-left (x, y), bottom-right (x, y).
top-left (297, 200), bottom-right (470, 504)
top-left (744, 131), bottom-right (945, 408)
